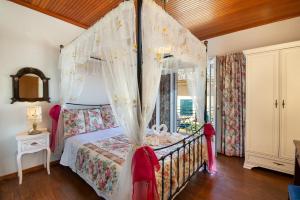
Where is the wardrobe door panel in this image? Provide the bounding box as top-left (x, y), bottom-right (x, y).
top-left (246, 51), bottom-right (279, 156)
top-left (280, 47), bottom-right (300, 160)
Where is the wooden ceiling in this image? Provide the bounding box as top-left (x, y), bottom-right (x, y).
top-left (9, 0), bottom-right (300, 40)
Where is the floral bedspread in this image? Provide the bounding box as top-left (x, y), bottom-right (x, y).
top-left (75, 134), bottom-right (207, 200)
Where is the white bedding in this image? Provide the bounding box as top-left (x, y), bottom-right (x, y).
top-left (60, 127), bottom-right (124, 171)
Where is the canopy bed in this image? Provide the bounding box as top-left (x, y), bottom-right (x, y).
top-left (57, 0), bottom-right (213, 200)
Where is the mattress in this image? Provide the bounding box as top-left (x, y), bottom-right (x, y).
top-left (60, 127), bottom-right (207, 200)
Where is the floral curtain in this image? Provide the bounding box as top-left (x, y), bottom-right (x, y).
top-left (159, 74), bottom-right (171, 130)
top-left (217, 53), bottom-right (246, 157)
top-left (148, 74), bottom-right (171, 131)
top-left (148, 105), bottom-right (156, 128)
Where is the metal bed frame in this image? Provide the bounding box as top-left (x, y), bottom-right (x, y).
top-left (153, 126), bottom-right (206, 200)
top-left (65, 103), bottom-right (207, 200)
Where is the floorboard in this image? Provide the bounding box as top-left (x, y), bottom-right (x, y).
top-left (176, 155), bottom-right (293, 200)
top-left (0, 155), bottom-right (293, 200)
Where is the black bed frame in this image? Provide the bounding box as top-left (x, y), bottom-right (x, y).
top-left (153, 126), bottom-right (206, 200)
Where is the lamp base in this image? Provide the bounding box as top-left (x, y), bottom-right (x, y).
top-left (28, 129), bottom-right (42, 135)
top-left (28, 122), bottom-right (42, 135)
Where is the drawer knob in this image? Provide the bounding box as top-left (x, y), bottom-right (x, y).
top-left (30, 142), bottom-right (38, 146)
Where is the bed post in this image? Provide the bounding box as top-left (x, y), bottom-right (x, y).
top-left (204, 40), bottom-right (208, 123)
top-left (60, 44), bottom-right (64, 53)
top-left (137, 0), bottom-right (143, 108)
top-left (203, 40), bottom-right (209, 173)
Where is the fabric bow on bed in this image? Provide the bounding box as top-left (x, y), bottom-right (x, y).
top-left (49, 104), bottom-right (61, 152)
top-left (204, 123), bottom-right (217, 173)
top-left (132, 146), bottom-right (160, 200)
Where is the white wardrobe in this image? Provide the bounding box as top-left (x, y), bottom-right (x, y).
top-left (244, 41), bottom-right (300, 175)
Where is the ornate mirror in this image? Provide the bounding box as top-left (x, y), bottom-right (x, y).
top-left (10, 67), bottom-right (50, 104)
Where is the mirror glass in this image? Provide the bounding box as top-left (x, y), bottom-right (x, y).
top-left (19, 74), bottom-right (43, 98)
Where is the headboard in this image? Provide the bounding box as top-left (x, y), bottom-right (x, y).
top-left (65, 102), bottom-right (103, 109)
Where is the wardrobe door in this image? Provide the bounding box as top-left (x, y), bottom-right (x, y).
top-left (246, 51), bottom-right (279, 156)
top-left (280, 47), bottom-right (300, 160)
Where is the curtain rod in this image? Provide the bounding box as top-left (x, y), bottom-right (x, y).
top-left (59, 45), bottom-right (105, 61)
top-left (59, 45), bottom-right (173, 62)
top-left (65, 103), bottom-right (107, 107)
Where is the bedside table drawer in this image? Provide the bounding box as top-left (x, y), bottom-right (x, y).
top-left (21, 138), bottom-right (47, 152)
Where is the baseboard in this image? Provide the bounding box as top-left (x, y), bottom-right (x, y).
top-left (0, 160), bottom-right (59, 182)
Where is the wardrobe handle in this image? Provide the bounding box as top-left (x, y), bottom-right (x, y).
top-left (275, 100), bottom-right (278, 108)
top-left (273, 162), bottom-right (284, 166)
top-left (282, 100), bottom-right (285, 108)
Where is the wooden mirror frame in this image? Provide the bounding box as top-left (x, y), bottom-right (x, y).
top-left (10, 67), bottom-right (50, 104)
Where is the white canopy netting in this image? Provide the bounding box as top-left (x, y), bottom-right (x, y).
top-left (59, 0), bottom-right (207, 199)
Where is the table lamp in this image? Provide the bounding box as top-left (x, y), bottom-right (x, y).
top-left (27, 105), bottom-right (42, 135)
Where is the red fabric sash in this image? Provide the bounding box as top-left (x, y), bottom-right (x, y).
top-left (49, 105), bottom-right (61, 152)
top-left (204, 123), bottom-right (216, 172)
top-left (132, 146), bottom-right (160, 200)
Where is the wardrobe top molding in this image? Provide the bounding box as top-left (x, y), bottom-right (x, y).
top-left (243, 40), bottom-right (300, 55)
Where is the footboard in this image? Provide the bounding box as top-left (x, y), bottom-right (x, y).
top-left (154, 127), bottom-right (206, 200)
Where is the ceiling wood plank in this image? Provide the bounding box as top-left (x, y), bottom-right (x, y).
top-left (39, 0), bottom-right (50, 9)
top-left (8, 0), bottom-right (300, 40)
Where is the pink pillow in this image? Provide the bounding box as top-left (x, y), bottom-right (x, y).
top-left (84, 109), bottom-right (105, 132)
top-left (99, 105), bottom-right (119, 128)
top-left (63, 109), bottom-right (86, 138)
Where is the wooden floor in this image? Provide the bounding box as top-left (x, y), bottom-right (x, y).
top-left (0, 155), bottom-right (293, 200)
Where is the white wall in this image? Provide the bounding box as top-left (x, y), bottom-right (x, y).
top-left (74, 74), bottom-right (109, 105)
top-left (0, 0), bottom-right (83, 176)
top-left (207, 16), bottom-right (300, 57)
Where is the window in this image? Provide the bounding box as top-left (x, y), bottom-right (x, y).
top-left (150, 60), bottom-right (216, 134)
top-left (207, 57), bottom-right (217, 127)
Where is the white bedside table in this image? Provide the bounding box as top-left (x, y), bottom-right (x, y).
top-left (16, 131), bottom-right (51, 184)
